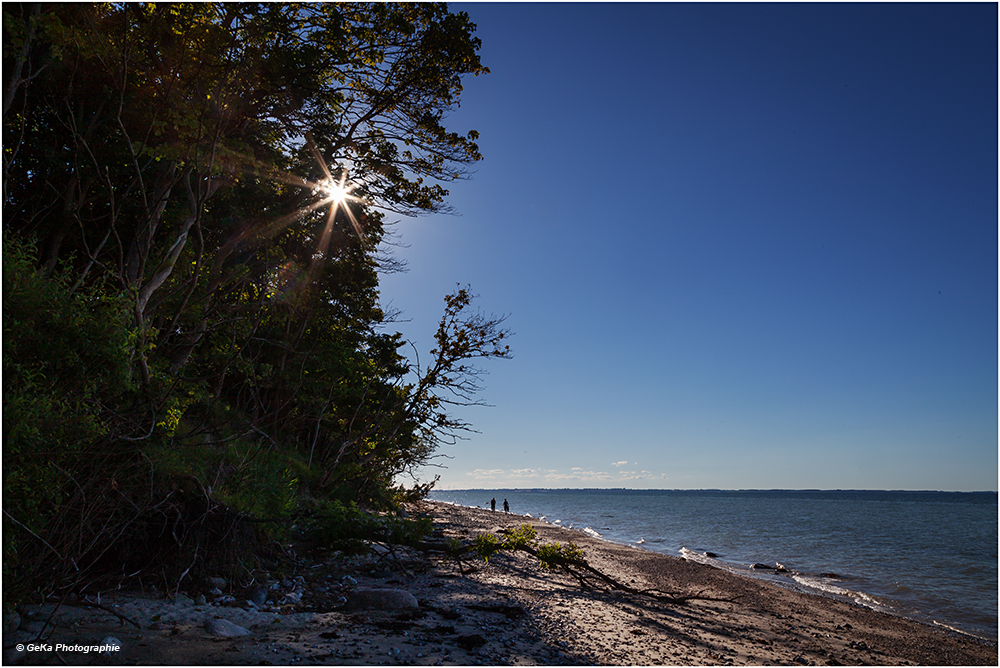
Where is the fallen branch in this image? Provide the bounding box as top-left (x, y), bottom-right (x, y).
top-left (416, 524), bottom-right (740, 606)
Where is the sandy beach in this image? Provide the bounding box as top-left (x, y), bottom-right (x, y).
top-left (4, 499), bottom-right (996, 666)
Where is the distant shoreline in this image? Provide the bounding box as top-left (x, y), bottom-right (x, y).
top-left (433, 487), bottom-right (999, 494)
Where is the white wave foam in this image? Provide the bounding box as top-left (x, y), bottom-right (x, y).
top-left (582, 527), bottom-right (602, 538)
top-left (792, 574), bottom-right (852, 597)
top-left (678, 547), bottom-right (718, 565)
top-left (792, 575), bottom-right (885, 611)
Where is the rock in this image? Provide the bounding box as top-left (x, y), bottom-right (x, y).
top-left (204, 618), bottom-right (251, 638)
top-left (280, 592), bottom-right (302, 605)
top-left (703, 552), bottom-right (719, 558)
top-left (3, 608), bottom-right (20, 637)
top-left (205, 577), bottom-right (227, 590)
top-left (248, 586), bottom-right (269, 607)
top-left (342, 588), bottom-right (418, 611)
top-left (194, 594), bottom-right (207, 606)
top-left (19, 618), bottom-right (49, 635)
top-left (3, 644), bottom-right (26, 665)
top-left (100, 635), bottom-right (122, 656)
top-left (209, 587), bottom-right (223, 597)
top-left (749, 563), bottom-right (774, 570)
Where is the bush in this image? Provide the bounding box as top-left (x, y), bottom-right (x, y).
top-left (300, 499), bottom-right (432, 555)
top-left (2, 237), bottom-right (134, 603)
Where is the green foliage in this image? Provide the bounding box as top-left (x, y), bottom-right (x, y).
top-left (301, 499), bottom-right (432, 555)
top-left (536, 541), bottom-right (585, 571)
top-left (468, 523), bottom-right (585, 573)
top-left (144, 436), bottom-right (302, 528)
top-left (471, 533), bottom-right (503, 562)
top-left (2, 237), bottom-right (134, 601)
top-left (2, 2), bottom-right (508, 601)
top-left (503, 523), bottom-right (538, 550)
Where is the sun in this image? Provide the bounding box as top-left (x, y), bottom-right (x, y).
top-left (318, 173), bottom-right (353, 207)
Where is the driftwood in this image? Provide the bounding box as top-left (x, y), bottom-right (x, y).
top-left (414, 526), bottom-right (740, 606)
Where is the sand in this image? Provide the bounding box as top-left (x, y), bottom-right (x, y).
top-left (4, 499), bottom-right (996, 666)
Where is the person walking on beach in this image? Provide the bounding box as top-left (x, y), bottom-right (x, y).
top-left (491, 498), bottom-right (496, 512)
top-left (503, 499), bottom-right (509, 513)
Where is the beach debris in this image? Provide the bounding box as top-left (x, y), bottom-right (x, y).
top-left (343, 587), bottom-right (418, 611)
top-left (422, 523), bottom-right (741, 606)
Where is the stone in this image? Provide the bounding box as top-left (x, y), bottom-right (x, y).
top-left (280, 592), bottom-right (302, 605)
top-left (749, 563), bottom-right (774, 570)
top-left (100, 635), bottom-right (122, 656)
top-left (194, 594), bottom-right (207, 606)
top-left (3, 645), bottom-right (26, 665)
top-left (3, 608), bottom-right (20, 637)
top-left (204, 618), bottom-right (251, 638)
top-left (205, 577), bottom-right (227, 590)
top-left (342, 588), bottom-right (418, 611)
top-left (18, 618), bottom-right (49, 635)
top-left (248, 586), bottom-right (269, 607)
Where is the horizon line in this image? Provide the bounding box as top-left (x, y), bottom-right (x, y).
top-left (430, 487), bottom-right (998, 494)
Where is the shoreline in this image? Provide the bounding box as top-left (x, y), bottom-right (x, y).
top-left (436, 499), bottom-right (998, 642)
top-left (432, 492), bottom-right (999, 643)
top-left (4, 499), bottom-right (996, 665)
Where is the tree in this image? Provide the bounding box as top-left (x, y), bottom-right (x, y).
top-left (3, 1), bottom-right (488, 385)
top-left (2, 2), bottom-right (506, 594)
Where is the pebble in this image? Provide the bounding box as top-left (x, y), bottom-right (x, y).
top-left (100, 636), bottom-right (122, 656)
top-left (204, 618), bottom-right (251, 638)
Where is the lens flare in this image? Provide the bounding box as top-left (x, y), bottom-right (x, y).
top-left (320, 175), bottom-right (352, 206)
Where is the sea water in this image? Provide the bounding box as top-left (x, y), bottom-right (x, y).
top-left (427, 489), bottom-right (998, 640)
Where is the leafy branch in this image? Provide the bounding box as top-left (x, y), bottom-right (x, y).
top-left (421, 523), bottom-right (739, 606)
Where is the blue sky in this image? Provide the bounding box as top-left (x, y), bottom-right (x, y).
top-left (377, 3), bottom-right (997, 492)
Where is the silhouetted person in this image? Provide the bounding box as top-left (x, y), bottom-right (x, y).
top-left (491, 497), bottom-right (496, 512)
top-left (503, 499), bottom-right (509, 513)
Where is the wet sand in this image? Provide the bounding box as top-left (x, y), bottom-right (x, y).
top-left (4, 499), bottom-right (996, 665)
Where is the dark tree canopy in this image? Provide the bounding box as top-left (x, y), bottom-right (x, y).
top-left (2, 2), bottom-right (508, 600)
